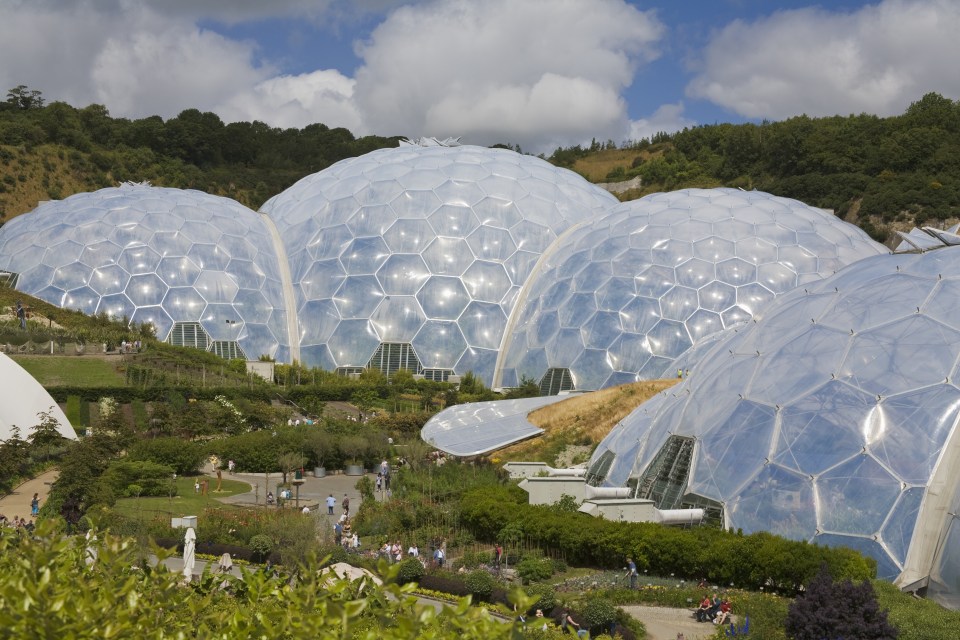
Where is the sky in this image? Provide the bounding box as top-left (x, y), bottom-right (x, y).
top-left (1, 0), bottom-right (959, 154)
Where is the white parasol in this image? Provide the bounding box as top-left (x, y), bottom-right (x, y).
top-left (182, 527), bottom-right (196, 583)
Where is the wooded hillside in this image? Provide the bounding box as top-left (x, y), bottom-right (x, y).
top-left (1, 85), bottom-right (958, 246)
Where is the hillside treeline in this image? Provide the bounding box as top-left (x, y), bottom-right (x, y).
top-left (551, 92), bottom-right (960, 243)
top-left (2, 86), bottom-right (959, 243)
top-left (0, 85), bottom-right (401, 215)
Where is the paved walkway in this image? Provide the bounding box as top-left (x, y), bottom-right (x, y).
top-left (216, 466), bottom-right (384, 513)
top-left (0, 468), bottom-right (58, 522)
top-left (621, 605), bottom-right (732, 640)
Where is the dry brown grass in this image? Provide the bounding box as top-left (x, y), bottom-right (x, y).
top-left (494, 379), bottom-right (679, 464)
top-left (572, 149), bottom-right (637, 182)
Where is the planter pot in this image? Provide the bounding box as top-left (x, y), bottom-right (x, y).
top-left (314, 467), bottom-right (326, 478)
top-left (345, 464), bottom-right (364, 476)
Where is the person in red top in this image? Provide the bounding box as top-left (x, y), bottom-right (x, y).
top-left (696, 596), bottom-right (712, 622)
top-left (714, 600), bottom-right (732, 625)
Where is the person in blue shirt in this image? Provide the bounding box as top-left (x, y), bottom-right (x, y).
top-left (625, 557), bottom-right (638, 589)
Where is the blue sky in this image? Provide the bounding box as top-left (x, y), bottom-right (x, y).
top-left (1, 0), bottom-right (958, 153)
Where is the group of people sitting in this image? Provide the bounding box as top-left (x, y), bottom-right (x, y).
top-left (695, 593), bottom-right (732, 624)
top-left (0, 514), bottom-right (34, 532)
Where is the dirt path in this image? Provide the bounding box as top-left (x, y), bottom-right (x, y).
top-left (0, 468), bottom-right (59, 521)
top-left (621, 605), bottom-right (719, 640)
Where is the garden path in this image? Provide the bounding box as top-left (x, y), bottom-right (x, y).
top-left (0, 467), bottom-right (58, 521)
top-left (621, 605), bottom-right (722, 640)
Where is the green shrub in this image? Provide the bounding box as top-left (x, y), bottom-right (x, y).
top-left (459, 486), bottom-right (875, 592)
top-left (524, 583), bottom-right (556, 613)
top-left (464, 570), bottom-right (495, 601)
top-left (517, 556), bottom-right (554, 584)
top-left (127, 437), bottom-right (204, 475)
top-left (582, 597), bottom-right (617, 629)
top-left (397, 557), bottom-right (425, 584)
top-left (249, 534), bottom-right (274, 561)
top-left (100, 460), bottom-right (175, 497)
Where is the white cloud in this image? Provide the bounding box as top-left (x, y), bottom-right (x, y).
top-left (0, 0), bottom-right (666, 150)
top-left (686, 0), bottom-right (960, 120)
top-left (352, 0), bottom-right (664, 151)
top-left (215, 70), bottom-right (364, 132)
top-left (628, 103), bottom-right (695, 142)
top-left (0, 3), bottom-right (272, 119)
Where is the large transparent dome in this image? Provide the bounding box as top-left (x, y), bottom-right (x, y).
top-left (0, 184), bottom-right (289, 360)
top-left (586, 246), bottom-right (960, 608)
top-left (260, 145), bottom-right (617, 383)
top-left (497, 188), bottom-right (887, 391)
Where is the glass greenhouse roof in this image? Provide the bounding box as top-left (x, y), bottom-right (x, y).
top-left (497, 188), bottom-right (887, 391)
top-left (259, 145), bottom-right (617, 384)
top-left (586, 246), bottom-right (960, 608)
top-left (0, 184), bottom-right (289, 361)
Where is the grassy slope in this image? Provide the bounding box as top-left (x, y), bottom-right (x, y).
top-left (495, 380), bottom-right (678, 464)
top-left (111, 475), bottom-right (251, 519)
top-left (11, 354), bottom-right (126, 386)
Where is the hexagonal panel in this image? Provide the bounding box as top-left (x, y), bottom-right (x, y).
top-left (371, 296), bottom-right (426, 342)
top-left (459, 301), bottom-right (508, 351)
top-left (462, 261), bottom-right (512, 304)
top-left (377, 254), bottom-right (431, 296)
top-left (417, 276), bottom-right (471, 320)
top-left (413, 320), bottom-right (467, 369)
top-left (334, 275), bottom-right (384, 318)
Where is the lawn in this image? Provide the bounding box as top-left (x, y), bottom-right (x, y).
top-left (11, 355), bottom-right (126, 387)
top-left (111, 475), bottom-right (252, 519)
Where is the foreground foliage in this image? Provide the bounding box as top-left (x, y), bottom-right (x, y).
top-left (0, 522), bottom-right (528, 639)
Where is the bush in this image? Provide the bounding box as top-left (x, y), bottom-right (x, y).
top-left (517, 556), bottom-right (554, 584)
top-left (127, 437), bottom-right (205, 475)
top-left (397, 557), bottom-right (425, 584)
top-left (464, 570), bottom-right (495, 601)
top-left (582, 598), bottom-right (618, 629)
top-left (249, 534), bottom-right (274, 562)
top-left (100, 460), bottom-right (175, 497)
top-left (785, 564), bottom-right (897, 640)
top-left (459, 486), bottom-right (876, 592)
top-left (524, 583), bottom-right (556, 613)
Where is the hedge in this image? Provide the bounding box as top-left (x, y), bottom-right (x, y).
top-left (47, 385), bottom-right (274, 403)
top-left (459, 486), bottom-right (875, 592)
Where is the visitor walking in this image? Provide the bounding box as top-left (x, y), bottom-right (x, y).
top-left (30, 493), bottom-right (40, 516)
top-left (326, 494), bottom-right (336, 515)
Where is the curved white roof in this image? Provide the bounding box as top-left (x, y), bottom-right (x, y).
top-left (0, 353), bottom-right (76, 441)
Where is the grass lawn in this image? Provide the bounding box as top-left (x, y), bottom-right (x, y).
top-left (11, 355), bottom-right (126, 387)
top-left (112, 475), bottom-right (252, 519)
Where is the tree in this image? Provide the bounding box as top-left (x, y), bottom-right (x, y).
top-left (28, 408), bottom-right (67, 462)
top-left (6, 85), bottom-right (44, 109)
top-left (277, 452), bottom-right (307, 485)
top-left (351, 388), bottom-right (379, 419)
top-left (785, 564), bottom-right (898, 640)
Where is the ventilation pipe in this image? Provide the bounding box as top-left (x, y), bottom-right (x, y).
top-left (584, 485), bottom-right (631, 499)
top-left (654, 508), bottom-right (705, 525)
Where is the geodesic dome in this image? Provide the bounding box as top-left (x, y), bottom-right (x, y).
top-left (585, 246), bottom-right (960, 608)
top-left (0, 184), bottom-right (289, 361)
top-left (260, 145), bottom-right (617, 384)
top-left (496, 188), bottom-right (887, 391)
